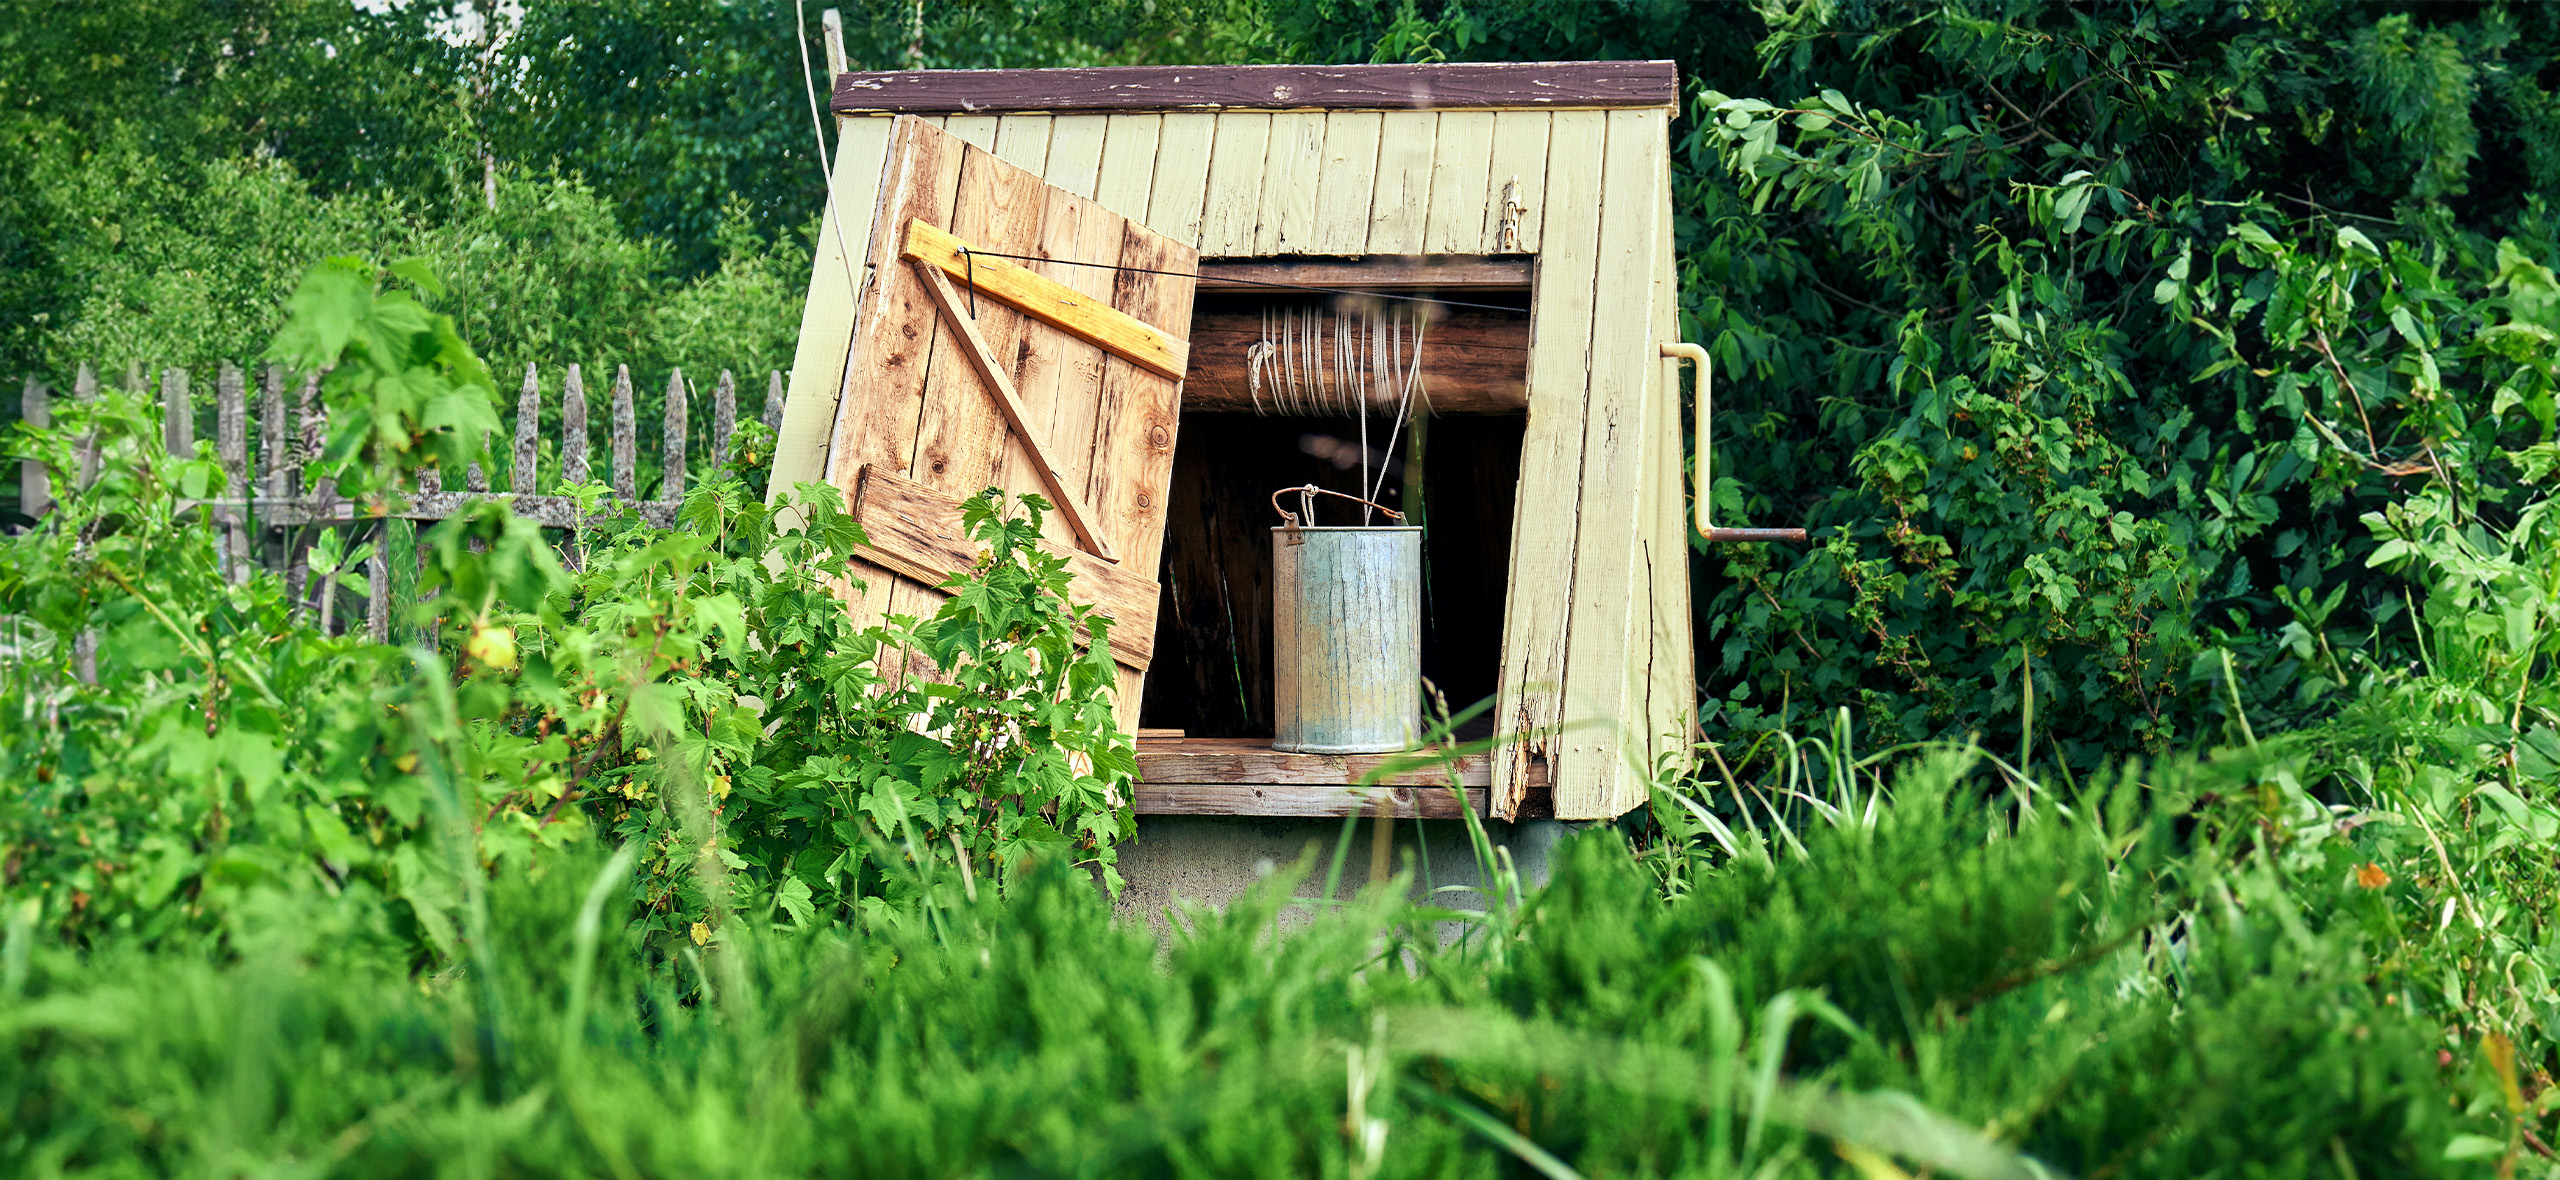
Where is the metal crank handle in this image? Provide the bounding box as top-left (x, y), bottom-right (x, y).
top-left (1661, 342), bottom-right (1808, 544)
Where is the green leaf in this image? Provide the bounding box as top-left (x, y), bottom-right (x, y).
top-left (2443, 1135), bottom-right (2507, 1161)
top-left (774, 876), bottom-right (815, 927)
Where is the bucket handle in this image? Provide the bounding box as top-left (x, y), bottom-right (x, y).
top-left (1271, 484), bottom-right (1405, 529)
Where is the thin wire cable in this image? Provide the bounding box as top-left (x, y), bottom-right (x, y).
top-left (792, 0), bottom-right (864, 302)
top-left (949, 247), bottom-right (1532, 316)
top-left (1364, 312), bottom-right (1425, 516)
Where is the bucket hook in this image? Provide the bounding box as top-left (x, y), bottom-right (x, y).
top-left (1271, 483), bottom-right (1405, 531)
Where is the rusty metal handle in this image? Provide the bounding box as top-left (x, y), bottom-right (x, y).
top-left (1271, 484), bottom-right (1404, 528)
top-left (1661, 342), bottom-right (1807, 543)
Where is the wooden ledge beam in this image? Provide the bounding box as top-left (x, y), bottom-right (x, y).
top-left (1130, 736), bottom-right (1552, 818)
top-left (835, 61), bottom-right (1678, 115)
top-left (1194, 255), bottom-right (1532, 292)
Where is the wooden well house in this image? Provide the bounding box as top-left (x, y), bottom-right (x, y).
top-left (768, 61), bottom-right (1697, 823)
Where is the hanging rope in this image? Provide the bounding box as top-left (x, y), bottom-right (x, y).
top-left (1241, 299), bottom-right (1428, 524)
top-left (1244, 300), bottom-right (1428, 420)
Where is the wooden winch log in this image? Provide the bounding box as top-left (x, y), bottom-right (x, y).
top-left (1183, 304), bottom-right (1529, 415)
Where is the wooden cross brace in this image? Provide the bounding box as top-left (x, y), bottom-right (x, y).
top-left (908, 258), bottom-right (1117, 562)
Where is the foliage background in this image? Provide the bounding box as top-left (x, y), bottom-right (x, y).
top-left (11, 0), bottom-right (2560, 771)
top-left (13, 3), bottom-right (2560, 1172)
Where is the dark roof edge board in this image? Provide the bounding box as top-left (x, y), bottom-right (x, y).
top-left (831, 61), bottom-right (1678, 115)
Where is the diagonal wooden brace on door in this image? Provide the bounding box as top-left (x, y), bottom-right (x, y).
top-left (908, 256), bottom-right (1118, 561)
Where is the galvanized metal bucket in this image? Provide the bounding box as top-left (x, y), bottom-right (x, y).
top-left (1270, 486), bottom-right (1421, 754)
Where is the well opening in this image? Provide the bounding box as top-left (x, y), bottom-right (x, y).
top-left (1143, 284), bottom-right (1530, 744)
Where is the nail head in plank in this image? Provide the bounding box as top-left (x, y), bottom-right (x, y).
top-left (901, 218), bottom-right (1189, 381)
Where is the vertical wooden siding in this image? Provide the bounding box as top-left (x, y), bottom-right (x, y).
top-left (770, 115), bottom-right (898, 519)
top-left (773, 104), bottom-right (1688, 819)
top-left (1643, 115), bottom-right (1697, 794)
top-left (1493, 109), bottom-right (1605, 818)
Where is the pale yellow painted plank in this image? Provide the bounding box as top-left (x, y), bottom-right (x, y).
top-left (1483, 110), bottom-right (1552, 254)
top-left (1253, 110), bottom-right (1328, 254)
top-left (1422, 110), bottom-right (1496, 255)
top-left (1147, 112), bottom-right (1217, 247)
top-left (769, 115), bottom-right (897, 517)
top-left (944, 114), bottom-right (1000, 151)
top-left (1308, 111), bottom-right (1383, 255)
top-left (1366, 111), bottom-right (1436, 254)
top-left (1199, 112), bottom-right (1271, 257)
top-left (1641, 123), bottom-right (1694, 797)
top-left (993, 114), bottom-right (1053, 173)
top-left (1044, 114), bottom-right (1110, 199)
top-left (1092, 114), bottom-right (1161, 223)
top-left (1555, 109), bottom-right (1671, 820)
top-left (1491, 107), bottom-right (1606, 818)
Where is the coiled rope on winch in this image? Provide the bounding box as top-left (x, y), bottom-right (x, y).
top-left (1243, 301), bottom-right (1429, 524)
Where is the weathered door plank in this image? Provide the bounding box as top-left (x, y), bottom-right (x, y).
top-left (1555, 109), bottom-right (1671, 819)
top-left (1492, 108), bottom-right (1607, 819)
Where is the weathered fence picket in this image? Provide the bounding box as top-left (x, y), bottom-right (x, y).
top-left (12, 361), bottom-right (783, 641)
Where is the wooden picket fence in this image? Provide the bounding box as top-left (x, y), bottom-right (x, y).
top-left (15, 361), bottom-right (785, 642)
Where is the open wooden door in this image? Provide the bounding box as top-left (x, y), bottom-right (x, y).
top-left (823, 115), bottom-right (1199, 730)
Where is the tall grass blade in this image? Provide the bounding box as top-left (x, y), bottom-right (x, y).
top-left (1402, 1079), bottom-right (1585, 1180)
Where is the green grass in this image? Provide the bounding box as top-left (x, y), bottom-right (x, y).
top-left (3, 744), bottom-right (2502, 1178)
